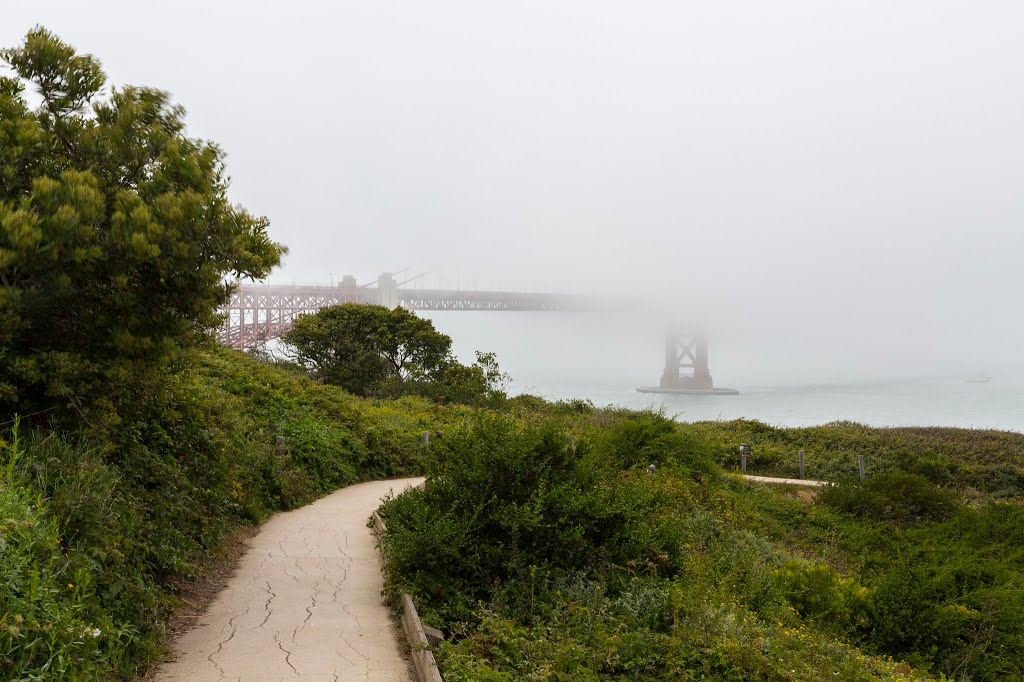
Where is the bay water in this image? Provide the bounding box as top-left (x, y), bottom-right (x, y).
top-left (423, 311), bottom-right (1024, 433)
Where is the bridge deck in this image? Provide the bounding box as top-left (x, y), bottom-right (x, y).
top-left (218, 283), bottom-right (592, 349)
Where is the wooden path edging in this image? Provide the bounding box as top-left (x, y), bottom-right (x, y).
top-left (371, 510), bottom-right (444, 682)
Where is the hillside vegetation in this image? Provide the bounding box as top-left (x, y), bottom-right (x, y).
top-left (0, 347), bottom-right (466, 679)
top-left (694, 419), bottom-right (1024, 498)
top-left (4, 349), bottom-right (1023, 680)
top-left (378, 408), bottom-right (1024, 681)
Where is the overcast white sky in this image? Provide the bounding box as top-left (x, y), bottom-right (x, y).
top-left (4, 1), bottom-right (1023, 378)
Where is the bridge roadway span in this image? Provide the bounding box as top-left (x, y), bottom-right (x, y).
top-left (151, 478), bottom-right (422, 682)
top-left (220, 281), bottom-right (595, 349)
top-left (217, 278), bottom-right (723, 394)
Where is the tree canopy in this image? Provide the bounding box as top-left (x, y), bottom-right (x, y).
top-left (0, 28), bottom-right (284, 413)
top-left (283, 303), bottom-right (507, 404)
top-left (283, 304), bottom-right (452, 396)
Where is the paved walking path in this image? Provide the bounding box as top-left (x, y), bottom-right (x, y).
top-left (152, 478), bottom-right (423, 682)
top-left (742, 474), bottom-right (828, 487)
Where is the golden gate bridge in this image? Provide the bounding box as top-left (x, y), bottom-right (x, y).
top-left (218, 273), bottom-right (737, 395)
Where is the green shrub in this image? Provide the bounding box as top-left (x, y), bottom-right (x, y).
top-left (380, 415), bottom-right (592, 619)
top-left (818, 472), bottom-right (961, 525)
top-left (281, 418), bottom-right (361, 492)
top-left (611, 578), bottom-right (675, 632)
top-left (379, 413), bottom-right (703, 624)
top-left (861, 517), bottom-right (1024, 679)
top-left (504, 394), bottom-right (551, 412)
top-left (776, 559), bottom-right (870, 631)
top-left (554, 398), bottom-right (595, 414)
top-left (600, 410), bottom-right (714, 477)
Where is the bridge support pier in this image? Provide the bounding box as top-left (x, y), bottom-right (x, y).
top-left (638, 332), bottom-right (738, 395)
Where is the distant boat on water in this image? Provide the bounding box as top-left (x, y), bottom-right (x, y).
top-left (966, 376), bottom-right (991, 384)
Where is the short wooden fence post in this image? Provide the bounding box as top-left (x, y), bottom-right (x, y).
top-left (858, 454), bottom-right (866, 482)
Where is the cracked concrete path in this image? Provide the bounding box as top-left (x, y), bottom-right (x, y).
top-left (152, 478), bottom-right (423, 682)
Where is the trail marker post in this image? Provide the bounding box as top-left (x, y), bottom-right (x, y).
top-left (858, 455), bottom-right (866, 482)
top-left (275, 436), bottom-right (285, 455)
top-left (739, 443), bottom-right (751, 474)
top-left (421, 431), bottom-right (430, 445)
top-left (799, 450), bottom-right (805, 479)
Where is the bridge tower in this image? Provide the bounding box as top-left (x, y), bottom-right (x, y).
top-left (638, 333), bottom-right (738, 395)
top-left (660, 332), bottom-right (713, 390)
top-left (377, 272), bottom-right (398, 308)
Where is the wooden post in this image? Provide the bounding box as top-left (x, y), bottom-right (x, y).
top-left (275, 436), bottom-right (285, 455)
top-left (421, 431), bottom-right (429, 445)
top-left (741, 456), bottom-right (747, 474)
top-left (858, 454), bottom-right (866, 481)
top-left (798, 450), bottom-right (805, 479)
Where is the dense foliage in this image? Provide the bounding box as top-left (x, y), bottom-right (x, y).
top-left (0, 28), bottom-right (295, 679)
top-left (283, 303), bottom-right (508, 405)
top-left (816, 472), bottom-right (961, 526)
top-left (0, 28), bottom-right (283, 415)
top-left (284, 304), bottom-right (451, 395)
top-left (379, 410), bottom-right (1024, 681)
top-left (0, 347), bottom-right (464, 679)
top-left (694, 419), bottom-right (1024, 497)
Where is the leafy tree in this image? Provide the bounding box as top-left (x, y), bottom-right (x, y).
top-left (283, 303), bottom-right (452, 396)
top-left (399, 351), bottom-right (509, 406)
top-left (283, 303), bottom-right (508, 404)
top-left (0, 28), bottom-right (283, 414)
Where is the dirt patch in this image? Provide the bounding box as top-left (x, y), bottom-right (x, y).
top-left (137, 523), bottom-right (258, 680)
top-left (794, 488), bottom-right (819, 503)
top-left (754, 480), bottom-right (820, 504)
